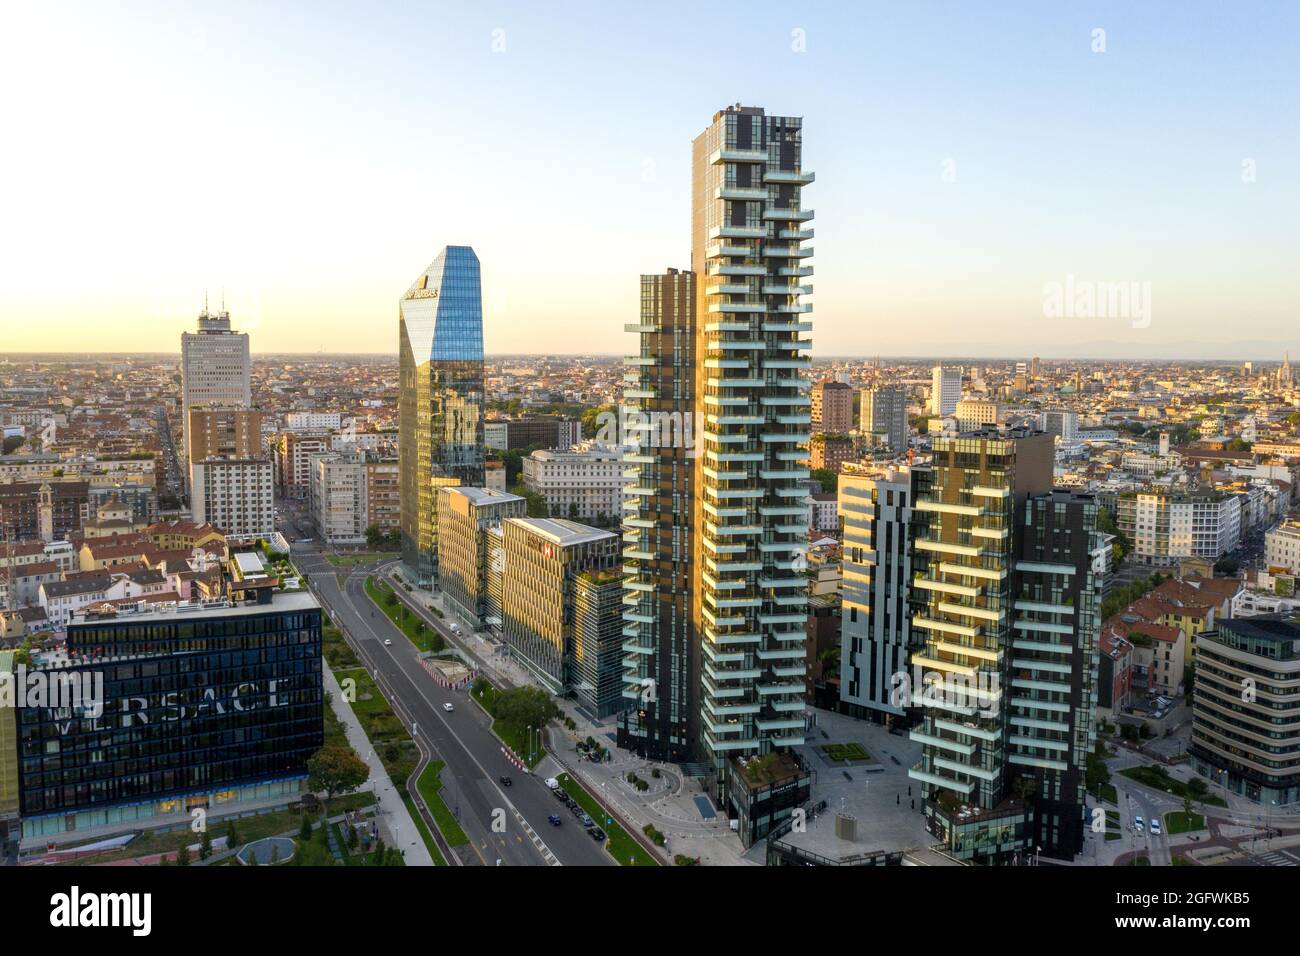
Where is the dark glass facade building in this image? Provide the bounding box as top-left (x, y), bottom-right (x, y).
top-left (399, 245), bottom-right (486, 587)
top-left (15, 593), bottom-right (323, 839)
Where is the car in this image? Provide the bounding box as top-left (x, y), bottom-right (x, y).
top-left (547, 814), bottom-right (562, 827)
top-left (570, 804), bottom-right (585, 819)
top-left (1150, 818), bottom-right (1162, 836)
top-left (588, 827), bottom-right (605, 842)
top-left (442, 702), bottom-right (454, 713)
top-left (579, 813), bottom-right (594, 828)
top-left (500, 775), bottom-right (512, 787)
top-left (383, 639), bottom-right (392, 646)
top-left (1134, 815), bottom-right (1145, 833)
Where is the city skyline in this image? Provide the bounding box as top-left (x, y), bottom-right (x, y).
top-left (2, 2), bottom-right (1297, 357)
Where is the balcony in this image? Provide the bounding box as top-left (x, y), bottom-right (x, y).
top-left (715, 186), bottom-right (769, 202)
top-left (711, 147), bottom-right (770, 164)
top-left (763, 206), bottom-right (814, 221)
top-left (764, 168), bottom-right (815, 185)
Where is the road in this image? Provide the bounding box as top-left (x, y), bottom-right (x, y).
top-left (282, 509), bottom-right (611, 867)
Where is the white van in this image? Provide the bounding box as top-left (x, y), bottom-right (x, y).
top-left (544, 778), bottom-right (560, 791)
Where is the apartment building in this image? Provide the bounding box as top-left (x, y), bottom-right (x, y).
top-left (837, 464), bottom-right (930, 725)
top-left (365, 457), bottom-right (400, 532)
top-left (1265, 520), bottom-right (1300, 574)
top-left (930, 365), bottom-right (962, 416)
top-left (1115, 490), bottom-right (1242, 567)
top-left (811, 380), bottom-right (853, 433)
top-left (861, 385), bottom-right (908, 453)
top-left (275, 429), bottom-right (332, 500)
top-left (309, 451), bottom-right (368, 546)
top-left (190, 458), bottom-right (274, 544)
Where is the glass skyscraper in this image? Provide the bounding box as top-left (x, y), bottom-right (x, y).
top-left (399, 245), bottom-right (486, 586)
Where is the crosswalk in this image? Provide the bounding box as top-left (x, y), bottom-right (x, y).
top-left (1255, 849), bottom-right (1300, 866)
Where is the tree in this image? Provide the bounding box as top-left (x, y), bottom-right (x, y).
top-left (491, 685), bottom-right (557, 731)
top-left (365, 524), bottom-right (385, 550)
top-left (300, 814), bottom-right (313, 842)
top-left (307, 745), bottom-right (370, 807)
top-left (224, 819), bottom-right (241, 850)
top-left (176, 845), bottom-right (191, 866)
top-left (810, 468), bottom-right (838, 494)
top-left (270, 843), bottom-right (280, 865)
top-left (199, 829), bottom-right (213, 860)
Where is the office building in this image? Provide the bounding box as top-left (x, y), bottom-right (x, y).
top-left (499, 517), bottom-right (619, 695)
top-left (522, 441), bottom-right (624, 525)
top-left (8, 582), bottom-right (322, 843)
top-left (907, 427), bottom-right (1099, 862)
top-left (619, 268), bottom-right (699, 762)
top-left (180, 308), bottom-right (251, 484)
top-left (861, 385), bottom-right (908, 453)
top-left (571, 568), bottom-right (625, 719)
top-left (837, 464), bottom-right (931, 725)
top-left (689, 104), bottom-right (813, 811)
top-left (954, 399), bottom-right (1000, 432)
top-left (190, 458), bottom-right (274, 544)
top-left (285, 411), bottom-right (343, 431)
top-left (811, 380), bottom-right (853, 433)
top-left (930, 365), bottom-right (963, 416)
top-left (1191, 613), bottom-right (1300, 806)
top-left (436, 486), bottom-right (525, 630)
top-left (309, 450), bottom-right (368, 546)
top-left (399, 245), bottom-right (486, 587)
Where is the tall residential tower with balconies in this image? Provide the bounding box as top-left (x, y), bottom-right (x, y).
top-left (690, 105), bottom-right (814, 800)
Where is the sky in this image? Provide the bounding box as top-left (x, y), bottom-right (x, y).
top-left (0, 1), bottom-right (1297, 358)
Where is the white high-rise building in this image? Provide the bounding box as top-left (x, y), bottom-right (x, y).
top-left (929, 365), bottom-right (962, 416)
top-left (180, 308), bottom-right (251, 484)
top-left (310, 450), bottom-right (369, 546)
top-left (190, 458), bottom-right (273, 543)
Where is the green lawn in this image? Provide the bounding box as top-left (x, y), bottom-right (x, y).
top-left (61, 792), bottom-right (377, 866)
top-left (1105, 809), bottom-right (1122, 842)
top-left (1163, 811), bottom-right (1206, 834)
top-left (1118, 766), bottom-right (1227, 807)
top-left (556, 772), bottom-right (658, 866)
top-left (469, 678), bottom-right (545, 769)
top-left (415, 760), bottom-right (470, 847)
top-left (821, 742), bottom-right (872, 763)
top-left (334, 666), bottom-right (420, 784)
top-left (365, 576), bottom-right (445, 652)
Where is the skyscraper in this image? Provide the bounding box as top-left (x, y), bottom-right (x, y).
top-left (180, 307), bottom-right (251, 491)
top-left (838, 463), bottom-right (930, 725)
top-left (810, 379), bottom-right (852, 433)
top-left (929, 365), bottom-right (962, 416)
top-left (907, 426), bottom-right (1099, 862)
top-left (690, 104), bottom-right (814, 802)
top-left (861, 385), bottom-right (908, 454)
top-left (619, 268), bottom-right (698, 762)
top-left (398, 246), bottom-right (486, 587)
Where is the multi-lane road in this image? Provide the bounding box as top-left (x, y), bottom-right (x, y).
top-left (283, 506), bottom-right (611, 867)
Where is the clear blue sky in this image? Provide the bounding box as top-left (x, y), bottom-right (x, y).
top-left (1, 1), bottom-right (1296, 357)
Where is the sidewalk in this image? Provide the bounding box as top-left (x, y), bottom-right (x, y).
top-left (323, 662), bottom-right (434, 866)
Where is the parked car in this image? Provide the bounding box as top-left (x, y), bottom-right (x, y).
top-left (547, 814), bottom-right (562, 827)
top-left (588, 827), bottom-right (605, 842)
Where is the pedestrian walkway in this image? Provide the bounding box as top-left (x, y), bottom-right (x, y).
top-left (323, 663), bottom-right (433, 866)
